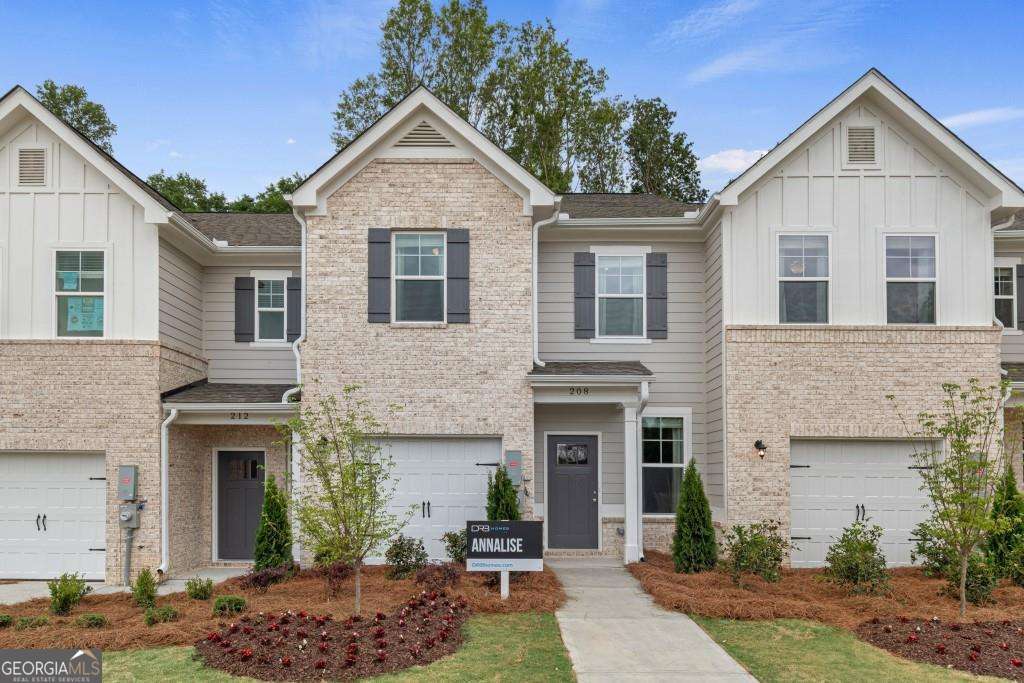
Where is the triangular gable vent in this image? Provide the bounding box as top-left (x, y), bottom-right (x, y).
top-left (18, 147), bottom-right (46, 185)
top-left (847, 126), bottom-right (877, 164)
top-left (395, 120), bottom-right (454, 147)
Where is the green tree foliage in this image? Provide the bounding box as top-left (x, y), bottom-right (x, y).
top-left (486, 465), bottom-right (520, 521)
top-left (988, 465), bottom-right (1024, 574)
top-left (253, 474), bottom-right (293, 571)
top-left (234, 173), bottom-right (304, 213)
top-left (146, 170), bottom-right (228, 212)
top-left (36, 80), bottom-right (117, 153)
top-left (671, 460), bottom-right (717, 573)
top-left (626, 97), bottom-right (708, 203)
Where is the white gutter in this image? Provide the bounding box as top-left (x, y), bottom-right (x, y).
top-left (532, 199), bottom-right (562, 367)
top-left (157, 408), bottom-right (179, 576)
top-left (160, 402), bottom-right (297, 412)
top-left (282, 207), bottom-right (308, 404)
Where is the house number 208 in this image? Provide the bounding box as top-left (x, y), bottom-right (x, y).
top-left (568, 387), bottom-right (589, 396)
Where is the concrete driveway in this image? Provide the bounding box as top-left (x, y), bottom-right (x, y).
top-left (549, 557), bottom-right (754, 682)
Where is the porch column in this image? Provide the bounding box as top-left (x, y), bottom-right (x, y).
top-left (623, 403), bottom-right (642, 563)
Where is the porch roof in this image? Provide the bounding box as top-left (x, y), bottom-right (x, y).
top-left (529, 361), bottom-right (652, 377)
top-left (162, 380), bottom-right (298, 405)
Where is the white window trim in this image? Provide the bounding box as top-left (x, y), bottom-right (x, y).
top-left (883, 233), bottom-right (938, 325)
top-left (14, 143), bottom-right (49, 188)
top-left (775, 232), bottom-right (832, 325)
top-left (251, 269), bottom-right (292, 343)
top-left (591, 246), bottom-right (649, 341)
top-left (995, 257), bottom-right (1020, 334)
top-left (391, 231), bottom-right (447, 324)
top-left (640, 406), bottom-right (693, 518)
top-left (52, 246), bottom-right (110, 339)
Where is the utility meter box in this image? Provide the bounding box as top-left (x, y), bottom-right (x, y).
top-left (118, 503), bottom-right (140, 529)
top-left (117, 465), bottom-right (137, 500)
top-left (504, 450), bottom-right (523, 486)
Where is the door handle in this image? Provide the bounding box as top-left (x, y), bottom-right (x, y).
top-left (861, 504), bottom-right (867, 521)
top-left (427, 501), bottom-right (431, 518)
top-left (421, 502), bottom-right (425, 518)
top-left (854, 504), bottom-right (860, 521)
top-left (42, 514), bottom-right (47, 531)
top-left (36, 514), bottom-right (41, 531)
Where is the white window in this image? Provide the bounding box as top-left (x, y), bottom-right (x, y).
top-left (778, 234), bottom-right (829, 324)
top-left (393, 232), bottom-right (445, 323)
top-left (885, 235), bottom-right (936, 324)
top-left (55, 250), bottom-right (105, 338)
top-left (255, 277), bottom-right (286, 341)
top-left (995, 260), bottom-right (1017, 329)
top-left (641, 408), bottom-right (692, 515)
top-left (596, 254), bottom-right (645, 338)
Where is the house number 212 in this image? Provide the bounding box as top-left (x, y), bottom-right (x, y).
top-left (568, 387), bottom-right (589, 396)
top-left (229, 412), bottom-right (250, 420)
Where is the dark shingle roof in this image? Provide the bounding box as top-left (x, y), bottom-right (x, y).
top-left (162, 381), bottom-right (298, 404)
top-left (1004, 364), bottom-right (1024, 383)
top-left (559, 193), bottom-right (702, 219)
top-left (184, 212), bottom-right (301, 247)
top-left (529, 361), bottom-right (653, 376)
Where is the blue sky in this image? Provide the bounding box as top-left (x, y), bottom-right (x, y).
top-left (1, 0), bottom-right (1022, 199)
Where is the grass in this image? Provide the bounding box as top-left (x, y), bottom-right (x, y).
top-left (693, 617), bottom-right (999, 682)
top-left (103, 612), bottom-right (572, 682)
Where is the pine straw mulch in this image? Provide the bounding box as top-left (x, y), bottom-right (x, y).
top-left (629, 551), bottom-right (1024, 631)
top-left (0, 564), bottom-right (564, 651)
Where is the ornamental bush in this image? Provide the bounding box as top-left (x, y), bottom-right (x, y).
top-left (213, 595), bottom-right (246, 616)
top-left (144, 605), bottom-right (179, 626)
top-left (671, 461), bottom-right (717, 573)
top-left (0, 615), bottom-right (11, 629)
top-left (442, 529), bottom-right (468, 564)
top-left (15, 616), bottom-right (48, 630)
top-left (988, 467), bottom-right (1024, 575)
top-left (47, 572), bottom-right (91, 615)
top-left (1006, 539), bottom-right (1024, 588)
top-left (824, 521), bottom-right (890, 595)
top-left (254, 474), bottom-right (293, 571)
top-left (955, 552), bottom-right (998, 606)
top-left (910, 518), bottom-right (956, 577)
top-left (241, 563), bottom-right (296, 593)
top-left (185, 576), bottom-right (214, 600)
top-left (385, 534), bottom-right (428, 579)
top-left (75, 613), bottom-right (107, 628)
top-left (132, 568), bottom-right (157, 609)
top-left (487, 465), bottom-right (520, 521)
top-left (723, 520), bottom-right (790, 586)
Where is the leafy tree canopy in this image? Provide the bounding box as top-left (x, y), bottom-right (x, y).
top-left (36, 80), bottom-right (117, 154)
top-left (146, 170), bottom-right (303, 213)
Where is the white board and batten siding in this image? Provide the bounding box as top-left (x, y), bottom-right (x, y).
top-left (724, 96), bottom-right (993, 327)
top-left (0, 116), bottom-right (159, 339)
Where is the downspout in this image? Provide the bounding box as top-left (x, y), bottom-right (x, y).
top-left (532, 199), bottom-right (562, 367)
top-left (282, 208), bottom-right (307, 404)
top-left (157, 407), bottom-right (179, 577)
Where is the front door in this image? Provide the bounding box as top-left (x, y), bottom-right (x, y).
top-left (547, 435), bottom-right (599, 549)
top-left (218, 451), bottom-right (265, 560)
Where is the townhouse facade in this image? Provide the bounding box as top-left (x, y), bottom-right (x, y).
top-left (0, 69), bottom-right (1021, 584)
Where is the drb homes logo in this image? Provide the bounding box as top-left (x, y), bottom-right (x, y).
top-left (1, 649), bottom-right (101, 683)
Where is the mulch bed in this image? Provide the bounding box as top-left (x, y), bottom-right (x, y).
top-left (194, 589), bottom-right (469, 680)
top-left (858, 617), bottom-right (1024, 680)
top-left (0, 564), bottom-right (564, 651)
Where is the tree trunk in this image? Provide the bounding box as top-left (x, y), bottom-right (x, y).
top-left (355, 561), bottom-right (362, 615)
top-left (959, 553), bottom-right (969, 618)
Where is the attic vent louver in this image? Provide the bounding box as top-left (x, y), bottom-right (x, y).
top-left (395, 121), bottom-right (454, 147)
top-left (847, 126), bottom-right (876, 165)
top-left (18, 148), bottom-right (46, 185)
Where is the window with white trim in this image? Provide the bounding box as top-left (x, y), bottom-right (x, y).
top-left (778, 234), bottom-right (829, 324)
top-left (994, 263), bottom-right (1016, 329)
top-left (885, 235), bottom-right (936, 324)
top-left (641, 411), bottom-right (690, 514)
top-left (597, 254), bottom-right (645, 337)
top-left (393, 232), bottom-right (445, 322)
top-left (55, 250), bottom-right (105, 337)
top-left (256, 278), bottom-right (286, 341)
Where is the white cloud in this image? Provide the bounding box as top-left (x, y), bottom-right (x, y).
top-left (169, 150), bottom-right (183, 159)
top-left (687, 41), bottom-right (787, 84)
top-left (286, 137), bottom-right (297, 145)
top-left (145, 139), bottom-right (171, 152)
top-left (940, 107), bottom-right (1024, 130)
top-left (663, 0), bottom-right (762, 41)
top-left (700, 148), bottom-right (768, 174)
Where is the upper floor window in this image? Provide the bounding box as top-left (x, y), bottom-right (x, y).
top-left (778, 234), bottom-right (829, 324)
top-left (597, 254), bottom-right (645, 337)
top-left (995, 264), bottom-right (1017, 329)
top-left (885, 235), bottom-right (936, 324)
top-left (256, 278), bottom-right (286, 341)
top-left (393, 232), bottom-right (445, 322)
top-left (55, 250), bottom-right (105, 338)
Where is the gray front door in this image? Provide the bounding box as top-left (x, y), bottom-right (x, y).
top-left (218, 451), bottom-right (265, 560)
top-left (547, 435), bottom-right (599, 549)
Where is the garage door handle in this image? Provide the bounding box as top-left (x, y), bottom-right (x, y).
top-left (791, 536), bottom-right (811, 541)
top-left (421, 502), bottom-right (425, 518)
top-left (36, 514), bottom-right (41, 531)
top-left (42, 514), bottom-right (47, 531)
top-left (475, 462), bottom-right (500, 467)
top-left (427, 501), bottom-right (431, 518)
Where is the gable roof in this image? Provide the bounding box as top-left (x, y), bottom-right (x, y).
top-left (716, 69), bottom-right (1024, 213)
top-left (185, 212), bottom-right (300, 247)
top-left (290, 86), bottom-right (556, 216)
top-left (560, 193), bottom-right (702, 219)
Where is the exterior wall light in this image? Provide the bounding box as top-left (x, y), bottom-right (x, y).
top-left (754, 440), bottom-right (768, 458)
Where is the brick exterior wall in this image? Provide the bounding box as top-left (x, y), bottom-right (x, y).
top-left (724, 325), bottom-right (1003, 534)
top-left (301, 158), bottom-right (536, 515)
top-left (602, 517), bottom-right (676, 556)
top-left (159, 346), bottom-right (208, 394)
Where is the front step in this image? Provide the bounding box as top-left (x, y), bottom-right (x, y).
top-left (211, 561), bottom-right (254, 569)
top-left (544, 549), bottom-right (616, 559)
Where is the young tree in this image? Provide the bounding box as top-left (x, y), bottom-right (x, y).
top-left (146, 170), bottom-right (228, 212)
top-left (253, 474), bottom-right (293, 571)
top-left (672, 460), bottom-right (717, 573)
top-left (626, 97), bottom-right (708, 203)
top-left (228, 173), bottom-right (304, 213)
top-left (279, 387), bottom-right (409, 612)
top-left (486, 465), bottom-right (520, 521)
top-left (576, 97), bottom-right (629, 193)
top-left (988, 465), bottom-right (1024, 574)
top-left (35, 80), bottom-right (117, 153)
top-left (889, 379), bottom-right (1010, 616)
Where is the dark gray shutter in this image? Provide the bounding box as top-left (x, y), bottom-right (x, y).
top-left (447, 229), bottom-right (470, 323)
top-left (368, 228), bottom-right (391, 323)
top-left (286, 277), bottom-right (301, 341)
top-left (234, 277), bottom-right (255, 342)
top-left (646, 252), bottom-right (668, 339)
top-left (1017, 265), bottom-right (1024, 330)
top-left (574, 252), bottom-right (596, 339)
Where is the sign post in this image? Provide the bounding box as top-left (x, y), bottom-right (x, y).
top-left (466, 520), bottom-right (543, 600)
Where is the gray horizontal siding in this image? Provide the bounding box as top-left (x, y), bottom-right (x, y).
top-left (703, 222), bottom-right (724, 509)
top-left (159, 239), bottom-right (203, 357)
top-left (534, 404), bottom-right (624, 507)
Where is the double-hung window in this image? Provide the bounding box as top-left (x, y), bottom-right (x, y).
top-left (394, 232), bottom-right (445, 322)
top-left (885, 235), bottom-right (936, 324)
top-left (994, 261), bottom-right (1017, 329)
top-left (55, 250), bottom-right (105, 338)
top-left (778, 234), bottom-right (829, 324)
top-left (256, 277), bottom-right (286, 341)
top-left (596, 254), bottom-right (644, 337)
top-left (641, 410), bottom-right (691, 514)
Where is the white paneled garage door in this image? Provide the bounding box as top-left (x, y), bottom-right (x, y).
top-left (790, 440), bottom-right (932, 568)
top-left (0, 453), bottom-right (106, 580)
top-left (380, 438), bottom-right (497, 560)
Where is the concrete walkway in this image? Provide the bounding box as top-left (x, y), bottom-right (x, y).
top-left (549, 558), bottom-right (754, 682)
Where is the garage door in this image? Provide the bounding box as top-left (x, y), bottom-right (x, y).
top-left (0, 453), bottom-right (106, 580)
top-left (380, 438), bottom-right (497, 560)
top-left (789, 440), bottom-right (931, 568)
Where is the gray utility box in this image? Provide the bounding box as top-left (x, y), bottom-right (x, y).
top-left (118, 503), bottom-right (141, 529)
top-left (504, 450), bottom-right (523, 486)
top-left (117, 465), bottom-right (137, 500)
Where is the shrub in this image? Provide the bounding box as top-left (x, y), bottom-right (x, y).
top-left (15, 616), bottom-right (48, 630)
top-left (213, 595), bottom-right (246, 616)
top-left (487, 465), bottom-right (520, 521)
top-left (75, 613), bottom-right (108, 628)
top-left (318, 561), bottom-right (353, 597)
top-left (47, 572), bottom-right (92, 615)
top-left (824, 521), bottom-right (890, 595)
top-left (988, 467), bottom-right (1024, 575)
top-left (241, 563), bottom-right (295, 593)
top-left (723, 520), bottom-right (791, 586)
top-left (1006, 538), bottom-right (1024, 588)
top-left (672, 461), bottom-right (717, 573)
top-left (385, 534), bottom-right (428, 579)
top-left (911, 519), bottom-right (955, 577)
top-left (415, 563), bottom-right (460, 590)
top-left (144, 605), bottom-right (179, 626)
top-left (0, 615), bottom-right (11, 629)
top-left (950, 552), bottom-right (998, 606)
top-left (254, 474), bottom-right (293, 571)
top-left (185, 576), bottom-right (214, 600)
top-left (442, 529), bottom-right (468, 564)
top-left (132, 568), bottom-right (157, 609)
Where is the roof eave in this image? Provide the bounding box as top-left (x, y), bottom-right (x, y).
top-left (527, 374), bottom-right (656, 385)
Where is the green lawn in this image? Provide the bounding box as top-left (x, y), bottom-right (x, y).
top-left (103, 612), bottom-right (573, 682)
top-left (693, 617), bottom-right (999, 682)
